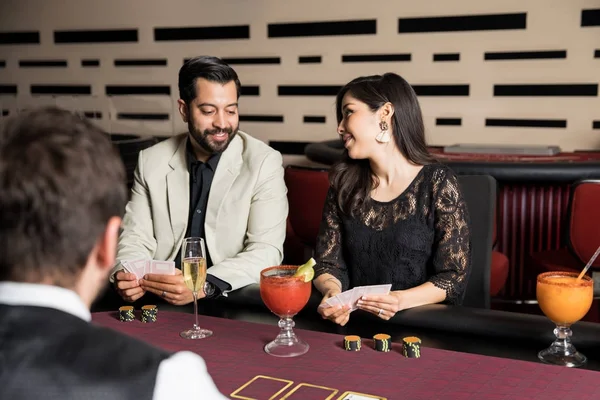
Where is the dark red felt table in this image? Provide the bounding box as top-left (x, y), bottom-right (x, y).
top-left (92, 311), bottom-right (600, 399)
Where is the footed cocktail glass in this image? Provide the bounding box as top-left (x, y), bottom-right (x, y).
top-left (536, 271), bottom-right (593, 367)
top-left (260, 265), bottom-right (311, 357)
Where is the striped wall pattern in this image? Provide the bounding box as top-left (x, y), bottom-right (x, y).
top-left (0, 0), bottom-right (599, 157)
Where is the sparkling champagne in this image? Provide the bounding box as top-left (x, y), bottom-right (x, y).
top-left (182, 257), bottom-right (207, 293)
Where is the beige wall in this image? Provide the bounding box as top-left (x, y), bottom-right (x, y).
top-left (0, 0), bottom-right (599, 158)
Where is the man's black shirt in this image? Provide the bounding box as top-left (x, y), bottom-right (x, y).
top-left (173, 140), bottom-right (231, 296)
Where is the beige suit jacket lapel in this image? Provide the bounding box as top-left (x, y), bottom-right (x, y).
top-left (204, 134), bottom-right (243, 259)
top-left (166, 136), bottom-right (189, 257)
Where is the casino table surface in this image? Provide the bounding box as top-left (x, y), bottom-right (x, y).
top-left (93, 311), bottom-right (600, 400)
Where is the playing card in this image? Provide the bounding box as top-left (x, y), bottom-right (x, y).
top-left (363, 284), bottom-right (392, 296)
top-left (325, 295), bottom-right (343, 308)
top-left (151, 260), bottom-right (175, 275)
top-left (130, 259), bottom-right (148, 279)
top-left (120, 260), bottom-right (135, 275)
top-left (350, 286), bottom-right (368, 311)
top-left (337, 288), bottom-right (355, 308)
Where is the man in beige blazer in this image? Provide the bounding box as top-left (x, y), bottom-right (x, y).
top-left (111, 56), bottom-right (288, 306)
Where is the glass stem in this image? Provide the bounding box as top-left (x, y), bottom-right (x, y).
top-left (193, 291), bottom-right (199, 330)
top-left (553, 324), bottom-right (576, 355)
top-left (275, 317), bottom-right (298, 346)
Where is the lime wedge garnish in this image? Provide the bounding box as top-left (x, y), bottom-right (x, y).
top-left (294, 257), bottom-right (316, 282)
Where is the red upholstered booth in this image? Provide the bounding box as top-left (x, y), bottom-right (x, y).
top-left (283, 165), bottom-right (508, 299)
top-left (530, 180), bottom-right (600, 275)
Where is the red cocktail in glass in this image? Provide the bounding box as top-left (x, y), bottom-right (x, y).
top-left (260, 265), bottom-right (311, 357)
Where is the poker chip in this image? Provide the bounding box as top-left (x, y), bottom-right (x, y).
top-left (119, 306), bottom-right (135, 322)
top-left (373, 333), bottom-right (391, 352)
top-left (141, 305), bottom-right (157, 323)
top-left (343, 335), bottom-right (361, 351)
top-left (402, 336), bottom-right (421, 358)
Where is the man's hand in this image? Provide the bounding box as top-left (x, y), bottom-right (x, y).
top-left (140, 269), bottom-right (205, 306)
top-left (114, 271), bottom-right (146, 303)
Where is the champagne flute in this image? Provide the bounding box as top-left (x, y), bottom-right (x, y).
top-left (179, 237), bottom-right (212, 339)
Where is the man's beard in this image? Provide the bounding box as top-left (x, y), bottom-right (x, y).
top-left (188, 121), bottom-right (238, 155)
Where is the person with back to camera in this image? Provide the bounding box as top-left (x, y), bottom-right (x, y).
top-left (0, 107), bottom-right (227, 399)
top-left (313, 73), bottom-right (472, 326)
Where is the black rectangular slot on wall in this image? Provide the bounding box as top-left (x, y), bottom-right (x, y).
top-left (304, 116), bottom-right (326, 123)
top-left (221, 57), bottom-right (280, 65)
top-left (342, 54), bottom-right (411, 62)
top-left (413, 85), bottom-right (469, 96)
top-left (81, 59), bottom-right (100, 67)
top-left (239, 115), bottom-right (284, 122)
top-left (114, 59), bottom-right (167, 67)
top-left (278, 85), bottom-right (342, 96)
top-left (484, 50), bottom-right (566, 60)
top-left (486, 118), bottom-right (567, 128)
top-left (269, 141), bottom-right (311, 155)
top-left (117, 113), bottom-right (170, 120)
top-left (268, 19), bottom-right (376, 37)
top-left (433, 53), bottom-right (460, 61)
top-left (31, 85), bottom-right (91, 95)
top-left (593, 121), bottom-right (600, 129)
top-left (581, 9), bottom-right (600, 26)
top-left (0, 85), bottom-right (17, 94)
top-left (399, 13), bottom-right (526, 33)
top-left (299, 56), bottom-right (322, 64)
top-left (436, 118), bottom-right (462, 126)
top-left (494, 84), bottom-right (598, 96)
top-left (0, 31), bottom-right (40, 45)
top-left (19, 60), bottom-right (67, 67)
top-left (154, 25), bottom-right (250, 41)
top-left (241, 86), bottom-right (260, 96)
top-left (105, 85), bottom-right (171, 95)
top-left (54, 29), bottom-right (138, 44)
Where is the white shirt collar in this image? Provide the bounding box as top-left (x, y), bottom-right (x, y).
top-left (0, 281), bottom-right (91, 322)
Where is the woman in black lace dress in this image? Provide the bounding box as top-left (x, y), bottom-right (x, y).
top-left (314, 73), bottom-right (472, 326)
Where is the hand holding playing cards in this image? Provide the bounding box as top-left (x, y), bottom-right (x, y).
top-left (357, 292), bottom-right (403, 321)
top-left (114, 271), bottom-right (146, 303)
top-left (318, 290), bottom-right (351, 326)
top-left (140, 269), bottom-right (205, 306)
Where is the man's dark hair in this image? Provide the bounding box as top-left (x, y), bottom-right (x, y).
top-left (178, 55), bottom-right (241, 104)
top-left (0, 107), bottom-right (127, 286)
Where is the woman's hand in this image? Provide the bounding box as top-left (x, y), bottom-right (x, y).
top-left (357, 291), bottom-right (403, 320)
top-left (317, 289), bottom-right (351, 326)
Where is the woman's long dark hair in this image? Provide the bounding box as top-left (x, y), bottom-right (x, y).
top-left (331, 73), bottom-right (437, 216)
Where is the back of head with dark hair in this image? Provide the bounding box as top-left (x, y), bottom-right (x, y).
top-left (331, 73), bottom-right (437, 216)
top-left (178, 56), bottom-right (241, 105)
top-left (0, 107), bottom-right (127, 286)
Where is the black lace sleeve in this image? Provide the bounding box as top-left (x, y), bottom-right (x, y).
top-left (428, 168), bottom-right (472, 304)
top-left (314, 187), bottom-right (350, 290)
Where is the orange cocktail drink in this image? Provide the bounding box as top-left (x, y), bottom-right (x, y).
top-left (536, 271), bottom-right (593, 367)
top-left (260, 265), bottom-right (312, 357)
top-left (537, 272), bottom-right (593, 325)
top-left (260, 266), bottom-right (311, 317)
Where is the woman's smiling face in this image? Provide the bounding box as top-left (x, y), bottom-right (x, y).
top-left (337, 92), bottom-right (382, 160)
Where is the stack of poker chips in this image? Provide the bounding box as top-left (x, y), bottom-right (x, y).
top-left (343, 335), bottom-right (361, 351)
top-left (402, 336), bottom-right (421, 358)
top-left (141, 305), bottom-right (158, 323)
top-left (373, 333), bottom-right (391, 352)
top-left (119, 306), bottom-right (135, 322)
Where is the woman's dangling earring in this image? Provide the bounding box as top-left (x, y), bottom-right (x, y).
top-left (376, 120), bottom-right (390, 143)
